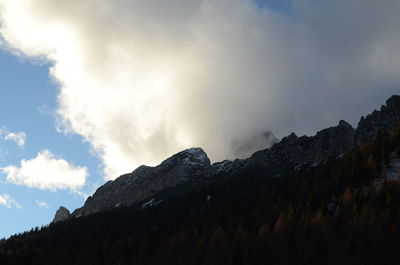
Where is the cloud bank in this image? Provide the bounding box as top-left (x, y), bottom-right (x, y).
top-left (0, 0), bottom-right (399, 179)
top-left (1, 150), bottom-right (88, 191)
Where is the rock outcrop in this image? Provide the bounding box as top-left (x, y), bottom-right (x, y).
top-left (355, 95), bottom-right (400, 145)
top-left (250, 120), bottom-right (355, 167)
top-left (251, 95), bottom-right (400, 169)
top-left (72, 148), bottom-right (211, 217)
top-left (53, 206), bottom-right (70, 223)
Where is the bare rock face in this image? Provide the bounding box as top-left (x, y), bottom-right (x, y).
top-left (250, 96), bottom-right (400, 169)
top-left (72, 148), bottom-right (211, 217)
top-left (53, 206), bottom-right (70, 223)
top-left (250, 120), bottom-right (356, 167)
top-left (356, 95), bottom-right (400, 145)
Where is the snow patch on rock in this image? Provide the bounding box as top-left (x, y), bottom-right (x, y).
top-left (141, 198), bottom-right (162, 209)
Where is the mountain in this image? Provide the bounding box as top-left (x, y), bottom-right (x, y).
top-left (64, 95), bottom-right (400, 219)
top-left (52, 207), bottom-right (70, 223)
top-left (2, 95), bottom-right (400, 265)
top-left (72, 148), bottom-right (211, 217)
top-left (355, 95), bottom-right (400, 145)
top-left (250, 119), bottom-right (355, 168)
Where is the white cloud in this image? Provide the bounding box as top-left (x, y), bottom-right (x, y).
top-left (0, 127), bottom-right (27, 148)
top-left (4, 132), bottom-right (26, 147)
top-left (0, 0), bottom-right (399, 179)
top-left (35, 200), bottom-right (49, 209)
top-left (0, 194), bottom-right (21, 209)
top-left (1, 150), bottom-right (88, 191)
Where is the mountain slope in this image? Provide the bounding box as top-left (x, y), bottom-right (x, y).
top-left (1, 123), bottom-right (400, 265)
top-left (72, 148), bottom-right (211, 217)
top-left (69, 95), bottom-right (400, 218)
top-left (1, 96), bottom-right (400, 265)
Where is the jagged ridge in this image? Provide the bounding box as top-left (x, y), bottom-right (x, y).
top-left (72, 147), bottom-right (211, 217)
top-left (59, 95), bottom-right (400, 219)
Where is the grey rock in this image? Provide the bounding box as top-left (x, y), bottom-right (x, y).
top-left (250, 119), bottom-right (355, 167)
top-left (250, 95), bottom-right (400, 169)
top-left (72, 148), bottom-right (211, 217)
top-left (53, 206), bottom-right (70, 223)
top-left (355, 95), bottom-right (400, 145)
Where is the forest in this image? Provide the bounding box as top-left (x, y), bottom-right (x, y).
top-left (1, 126), bottom-right (400, 265)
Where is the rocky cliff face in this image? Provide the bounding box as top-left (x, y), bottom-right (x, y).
top-left (72, 148), bottom-right (211, 217)
top-left (53, 207), bottom-right (70, 223)
top-left (251, 95), bottom-right (400, 170)
top-left (355, 95), bottom-right (400, 145)
top-left (250, 120), bottom-right (355, 168)
top-left (55, 95), bottom-right (400, 221)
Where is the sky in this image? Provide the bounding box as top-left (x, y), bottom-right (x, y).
top-left (0, 0), bottom-right (399, 238)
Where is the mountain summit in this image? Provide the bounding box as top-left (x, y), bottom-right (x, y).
top-left (72, 148), bottom-right (211, 217)
top-left (356, 95), bottom-right (400, 145)
top-left (52, 207), bottom-right (70, 223)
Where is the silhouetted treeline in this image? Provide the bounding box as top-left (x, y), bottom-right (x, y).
top-left (1, 127), bottom-right (400, 265)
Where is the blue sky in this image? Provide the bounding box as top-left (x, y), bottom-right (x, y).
top-left (0, 0), bottom-right (399, 239)
top-left (0, 51), bottom-right (102, 238)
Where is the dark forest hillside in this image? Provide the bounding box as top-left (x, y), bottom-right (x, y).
top-left (1, 125), bottom-right (400, 265)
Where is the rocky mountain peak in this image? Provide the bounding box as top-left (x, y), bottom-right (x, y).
top-left (52, 206), bottom-right (70, 223)
top-left (158, 147), bottom-right (210, 170)
top-left (281, 132), bottom-right (298, 144)
top-left (338, 120), bottom-right (352, 128)
top-left (72, 148), bottom-right (211, 217)
top-left (251, 119), bottom-right (355, 167)
top-left (356, 95), bottom-right (400, 145)
top-left (386, 95), bottom-right (400, 111)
